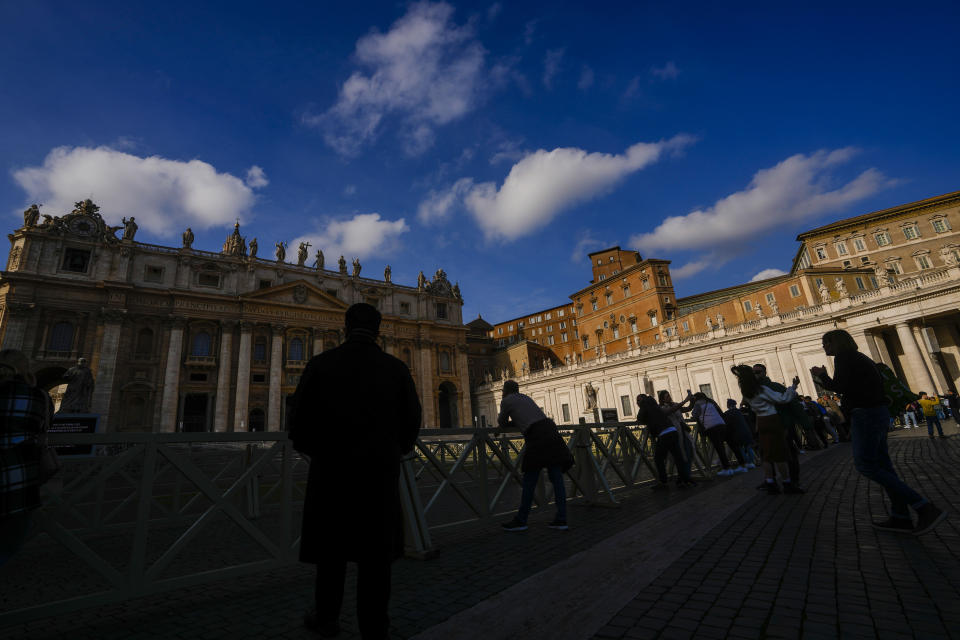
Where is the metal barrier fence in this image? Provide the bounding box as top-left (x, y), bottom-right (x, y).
top-left (0, 422), bottom-right (727, 627)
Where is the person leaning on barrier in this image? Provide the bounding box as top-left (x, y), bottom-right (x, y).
top-left (0, 349), bottom-right (54, 566)
top-left (289, 303), bottom-right (421, 640)
top-left (811, 329), bottom-right (946, 535)
top-left (496, 380), bottom-right (574, 532)
top-left (637, 394), bottom-right (693, 489)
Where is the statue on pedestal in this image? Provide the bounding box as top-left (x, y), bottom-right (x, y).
top-left (818, 281), bottom-right (831, 303)
top-left (352, 258), bottom-right (362, 277)
top-left (121, 217), bottom-right (138, 241)
top-left (584, 382), bottom-right (598, 410)
top-left (384, 265), bottom-right (391, 283)
top-left (275, 241), bottom-right (287, 262)
top-left (338, 256), bottom-right (347, 274)
top-left (297, 241), bottom-right (311, 266)
top-left (22, 204), bottom-right (40, 228)
top-left (182, 228), bottom-right (194, 249)
top-left (58, 358), bottom-right (95, 414)
top-left (417, 271), bottom-right (426, 290)
top-left (834, 277), bottom-right (848, 297)
top-left (249, 237), bottom-right (258, 258)
top-left (314, 249), bottom-right (324, 270)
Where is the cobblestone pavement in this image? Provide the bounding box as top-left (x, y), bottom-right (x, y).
top-left (592, 426), bottom-right (960, 640)
top-left (3, 425), bottom-right (957, 639)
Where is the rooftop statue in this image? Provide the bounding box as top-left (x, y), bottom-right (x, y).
top-left (183, 227), bottom-right (194, 249)
top-left (297, 241), bottom-right (311, 267)
top-left (314, 249), bottom-right (324, 270)
top-left (417, 271), bottom-right (426, 290)
top-left (352, 257), bottom-right (361, 277)
top-left (275, 241), bottom-right (287, 262)
top-left (248, 237), bottom-right (258, 258)
top-left (338, 255), bottom-right (347, 274)
top-left (23, 204), bottom-right (40, 228)
top-left (384, 264), bottom-right (391, 282)
top-left (121, 217), bottom-right (138, 241)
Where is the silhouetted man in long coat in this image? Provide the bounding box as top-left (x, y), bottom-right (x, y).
top-left (290, 303), bottom-right (421, 639)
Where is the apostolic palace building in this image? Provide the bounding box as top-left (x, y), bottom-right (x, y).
top-left (1, 191), bottom-right (958, 432)
top-left (468, 190), bottom-right (960, 428)
top-left (0, 200), bottom-right (469, 432)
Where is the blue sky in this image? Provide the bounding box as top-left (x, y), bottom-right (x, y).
top-left (3, 1), bottom-right (959, 322)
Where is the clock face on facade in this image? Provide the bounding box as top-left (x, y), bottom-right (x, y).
top-left (69, 216), bottom-right (96, 237)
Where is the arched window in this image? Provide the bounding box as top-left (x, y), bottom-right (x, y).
top-left (135, 328), bottom-right (153, 357)
top-left (191, 331), bottom-right (212, 357)
top-left (48, 321), bottom-right (74, 352)
top-left (439, 350), bottom-right (451, 372)
top-left (289, 337), bottom-right (304, 361)
top-left (253, 337), bottom-right (267, 362)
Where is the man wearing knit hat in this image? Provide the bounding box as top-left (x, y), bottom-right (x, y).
top-left (290, 303), bottom-right (421, 639)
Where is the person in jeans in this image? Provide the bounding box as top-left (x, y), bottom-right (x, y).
top-left (811, 329), bottom-right (946, 535)
top-left (723, 399), bottom-right (757, 468)
top-left (917, 392), bottom-right (945, 438)
top-left (658, 390), bottom-right (696, 484)
top-left (754, 364), bottom-right (805, 487)
top-left (637, 394), bottom-right (692, 489)
top-left (497, 380), bottom-right (574, 531)
top-left (691, 392), bottom-right (743, 475)
top-left (902, 400), bottom-right (920, 429)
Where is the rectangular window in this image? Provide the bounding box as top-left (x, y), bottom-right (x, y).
top-left (834, 242), bottom-right (848, 256)
top-left (259, 279), bottom-right (272, 289)
top-left (605, 293), bottom-right (613, 305)
top-left (855, 277), bottom-right (866, 290)
top-left (325, 288), bottom-right (339, 298)
top-left (538, 328), bottom-right (542, 335)
top-left (642, 279), bottom-right (650, 290)
top-left (698, 383), bottom-right (713, 399)
top-left (743, 300), bottom-right (753, 312)
top-left (497, 327), bottom-right (503, 335)
top-left (198, 272), bottom-right (221, 287)
top-left (888, 261), bottom-right (903, 275)
top-left (903, 225), bottom-right (919, 240)
top-left (546, 325), bottom-right (553, 332)
top-left (591, 301), bottom-right (598, 311)
top-left (252, 373), bottom-right (266, 383)
top-left (916, 255), bottom-right (932, 270)
top-left (435, 303), bottom-right (448, 319)
top-left (664, 327), bottom-right (674, 337)
top-left (853, 237), bottom-right (866, 252)
top-left (573, 328), bottom-right (579, 338)
top-left (558, 309), bottom-right (565, 317)
top-left (658, 275), bottom-right (669, 287)
top-left (874, 232), bottom-right (891, 247)
top-left (547, 335), bottom-right (555, 345)
top-left (765, 293), bottom-right (776, 305)
top-left (144, 265), bottom-right (164, 283)
top-left (561, 332), bottom-right (568, 342)
top-left (932, 218), bottom-right (950, 233)
top-left (842, 260), bottom-right (852, 268)
top-left (545, 312), bottom-right (552, 320)
top-left (612, 326), bottom-right (620, 339)
top-left (562, 404), bottom-right (571, 422)
top-left (860, 256), bottom-right (870, 264)
top-left (623, 286), bottom-right (631, 298)
top-left (870, 276), bottom-right (879, 289)
top-left (400, 302), bottom-right (410, 314)
top-left (582, 336), bottom-right (589, 349)
top-left (630, 318), bottom-right (638, 333)
top-left (681, 321), bottom-right (690, 332)
top-left (559, 321), bottom-right (566, 329)
top-left (536, 315), bottom-right (542, 322)
top-left (518, 321), bottom-right (525, 328)
top-left (789, 284), bottom-right (801, 297)
top-left (61, 248), bottom-right (91, 273)
top-left (650, 315), bottom-right (658, 327)
top-left (815, 277), bottom-right (824, 287)
top-left (620, 395), bottom-right (632, 417)
top-left (508, 325), bottom-right (514, 332)
top-left (815, 247), bottom-right (827, 260)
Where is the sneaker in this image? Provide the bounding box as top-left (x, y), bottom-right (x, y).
top-left (717, 469), bottom-right (733, 477)
top-left (764, 481), bottom-right (781, 495)
top-left (732, 466), bottom-right (748, 474)
top-left (782, 482), bottom-right (805, 495)
top-left (548, 519), bottom-right (569, 530)
top-left (913, 505), bottom-right (947, 536)
top-left (501, 518), bottom-right (528, 532)
top-left (872, 517), bottom-right (913, 533)
top-left (304, 611), bottom-right (340, 638)
top-left (744, 463), bottom-right (756, 469)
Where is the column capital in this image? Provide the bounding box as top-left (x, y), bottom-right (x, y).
top-left (100, 308), bottom-right (128, 324)
top-left (220, 319), bottom-right (239, 330)
top-left (239, 319), bottom-right (255, 332)
top-left (271, 324), bottom-right (286, 336)
top-left (165, 315), bottom-right (188, 329)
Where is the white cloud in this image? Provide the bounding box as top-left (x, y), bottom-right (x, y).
top-left (578, 65), bottom-right (595, 90)
top-left (292, 213), bottom-right (409, 260)
top-left (245, 165), bottom-right (269, 188)
top-left (571, 232), bottom-right (607, 263)
top-left (12, 146), bottom-right (261, 237)
top-left (543, 48), bottom-right (564, 88)
top-left (307, 2), bottom-right (487, 157)
top-left (417, 177), bottom-right (474, 223)
top-left (464, 135), bottom-right (695, 242)
top-left (631, 148), bottom-right (895, 254)
top-left (751, 268), bottom-right (788, 281)
top-left (651, 61), bottom-right (680, 80)
top-left (670, 255), bottom-right (719, 279)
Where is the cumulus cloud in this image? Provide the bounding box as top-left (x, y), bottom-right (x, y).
top-left (651, 61), bottom-right (680, 80)
top-left (578, 65), bottom-right (595, 90)
top-left (464, 135), bottom-right (695, 241)
top-left (12, 146), bottom-right (262, 237)
top-left (306, 2), bottom-right (488, 156)
top-left (543, 48), bottom-right (564, 88)
top-left (245, 165), bottom-right (269, 188)
top-left (631, 148), bottom-right (895, 254)
top-left (417, 177), bottom-right (474, 223)
top-left (293, 213), bottom-right (409, 260)
top-left (670, 255), bottom-right (719, 279)
top-left (751, 268), bottom-right (788, 281)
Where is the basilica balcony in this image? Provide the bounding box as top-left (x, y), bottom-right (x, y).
top-left (184, 355), bottom-right (217, 368)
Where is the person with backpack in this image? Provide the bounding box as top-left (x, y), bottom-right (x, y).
top-left (690, 392), bottom-right (746, 476)
top-left (811, 329), bottom-right (946, 535)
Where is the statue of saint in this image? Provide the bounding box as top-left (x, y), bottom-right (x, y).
top-left (755, 303), bottom-right (765, 319)
top-left (768, 299), bottom-right (779, 315)
top-left (834, 277), bottom-right (848, 297)
top-left (716, 314), bottom-right (725, 329)
top-left (182, 227), bottom-right (194, 249)
top-left (452, 282), bottom-right (461, 298)
top-left (314, 249), bottom-right (324, 270)
top-left (275, 241), bottom-right (287, 262)
top-left (249, 237), bottom-right (258, 258)
top-left (58, 358), bottom-right (95, 414)
top-left (338, 256), bottom-right (347, 274)
top-left (417, 271), bottom-right (426, 290)
top-left (352, 258), bottom-right (362, 277)
top-left (23, 204), bottom-right (40, 228)
top-left (584, 382), bottom-right (598, 410)
top-left (121, 217), bottom-right (138, 241)
top-left (297, 241), bottom-right (311, 266)
top-left (818, 281), bottom-right (831, 303)
top-left (384, 265), bottom-right (391, 282)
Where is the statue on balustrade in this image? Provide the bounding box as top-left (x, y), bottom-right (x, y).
top-left (384, 265), bottom-right (391, 283)
top-left (338, 255), bottom-right (347, 274)
top-left (297, 241), bottom-right (311, 266)
top-left (834, 277), bottom-right (848, 297)
top-left (182, 227), bottom-right (194, 249)
top-left (352, 258), bottom-right (362, 277)
top-left (584, 382), bottom-right (598, 410)
top-left (818, 281), bottom-right (831, 303)
top-left (249, 237), bottom-right (258, 258)
top-left (275, 241), bottom-right (287, 262)
top-left (121, 217), bottom-right (138, 241)
top-left (58, 358), bottom-right (95, 414)
top-left (22, 204), bottom-right (40, 228)
top-left (314, 249), bottom-right (324, 270)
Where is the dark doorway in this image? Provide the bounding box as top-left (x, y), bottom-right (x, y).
top-left (248, 408), bottom-right (265, 432)
top-left (284, 394), bottom-right (296, 430)
top-left (182, 394), bottom-right (209, 432)
top-left (438, 382), bottom-right (458, 428)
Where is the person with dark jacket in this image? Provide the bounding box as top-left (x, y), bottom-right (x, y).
top-left (723, 399), bottom-right (757, 468)
top-left (497, 380), bottom-right (573, 531)
top-left (290, 303), bottom-right (422, 639)
top-left (753, 363), bottom-right (807, 487)
top-left (811, 329), bottom-right (946, 536)
top-left (638, 394), bottom-right (693, 489)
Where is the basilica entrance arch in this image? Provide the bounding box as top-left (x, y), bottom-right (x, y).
top-left (437, 381), bottom-right (458, 428)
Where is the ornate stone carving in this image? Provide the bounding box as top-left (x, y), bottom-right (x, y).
top-left (338, 255), bottom-right (347, 275)
top-left (248, 237), bottom-right (257, 258)
top-left (352, 257), bottom-right (362, 277)
top-left (22, 204), bottom-right (40, 229)
top-left (297, 242), bottom-right (311, 266)
top-left (7, 246), bottom-right (22, 271)
top-left (314, 249), bottom-right (324, 270)
top-left (275, 241), bottom-right (287, 262)
top-left (182, 227), bottom-right (194, 248)
top-left (424, 268), bottom-right (457, 298)
top-left (100, 308), bottom-right (128, 323)
top-left (221, 221), bottom-right (247, 257)
top-left (293, 284), bottom-right (308, 304)
top-left (121, 217), bottom-right (138, 242)
top-left (384, 265), bottom-right (391, 283)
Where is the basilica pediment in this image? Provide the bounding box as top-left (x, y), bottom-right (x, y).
top-left (241, 280), bottom-right (348, 310)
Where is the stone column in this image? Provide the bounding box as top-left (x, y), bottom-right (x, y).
top-left (213, 320), bottom-right (236, 432)
top-left (90, 309), bottom-right (126, 431)
top-left (233, 322), bottom-right (253, 431)
top-left (1, 302), bottom-right (34, 350)
top-left (912, 324), bottom-right (949, 394)
top-left (312, 330), bottom-right (323, 358)
top-left (160, 317), bottom-right (186, 432)
top-left (267, 325), bottom-right (285, 431)
top-left (418, 340), bottom-right (435, 427)
top-left (456, 344), bottom-right (471, 428)
top-left (894, 322), bottom-right (937, 393)
top-left (872, 332), bottom-right (894, 368)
